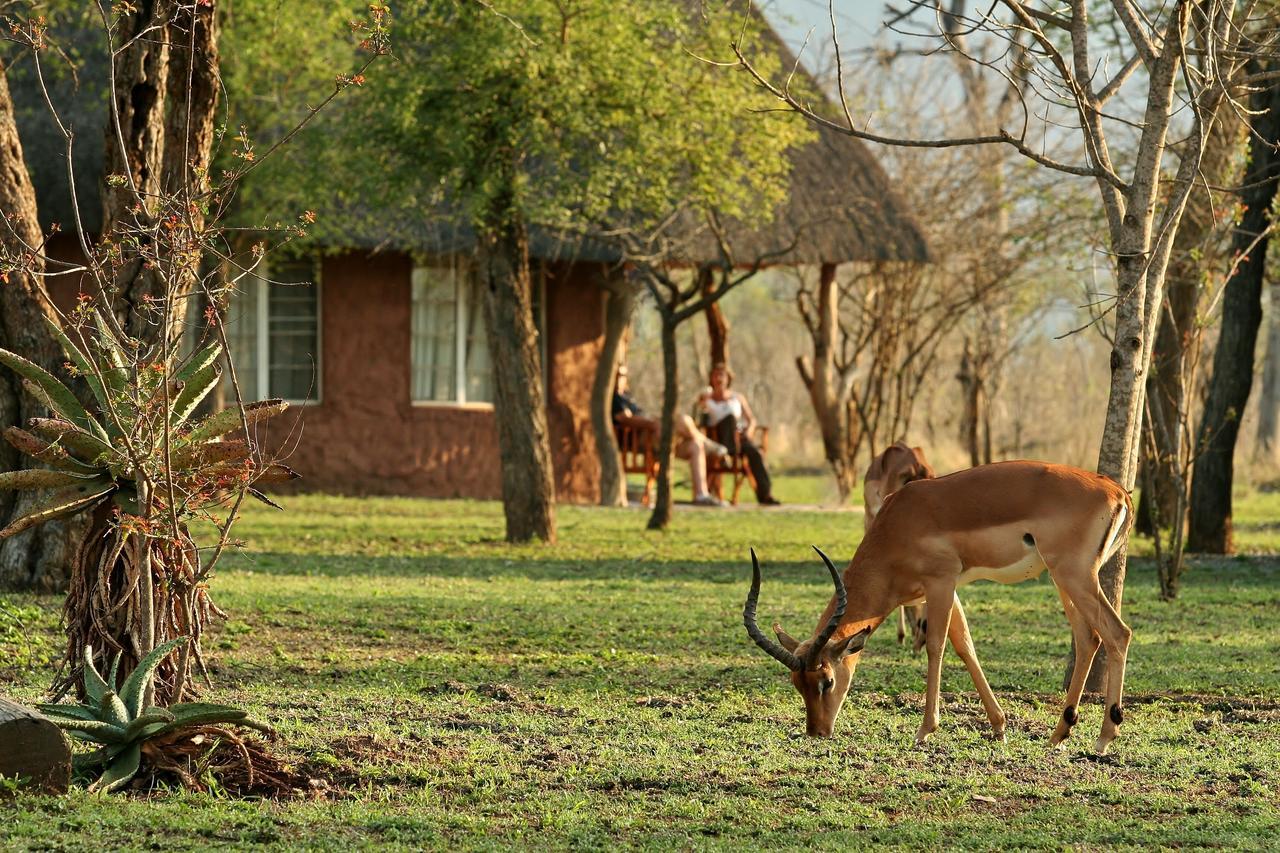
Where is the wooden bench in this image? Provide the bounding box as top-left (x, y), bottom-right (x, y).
top-left (704, 425), bottom-right (769, 506)
top-left (615, 421), bottom-right (660, 506)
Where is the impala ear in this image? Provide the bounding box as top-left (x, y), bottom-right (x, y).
top-left (772, 622), bottom-right (800, 652)
top-left (832, 626), bottom-right (872, 659)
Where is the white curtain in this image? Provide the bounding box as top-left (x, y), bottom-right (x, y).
top-left (411, 264), bottom-right (458, 401)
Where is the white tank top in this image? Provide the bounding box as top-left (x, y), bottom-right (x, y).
top-left (704, 393), bottom-right (743, 426)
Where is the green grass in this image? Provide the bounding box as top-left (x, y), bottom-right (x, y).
top-left (2, 487), bottom-right (1280, 850)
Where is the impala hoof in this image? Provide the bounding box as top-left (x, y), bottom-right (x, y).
top-left (1093, 736), bottom-right (1111, 756)
top-left (990, 728), bottom-right (1006, 743)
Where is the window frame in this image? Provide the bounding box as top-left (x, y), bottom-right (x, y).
top-left (411, 259), bottom-right (494, 410)
top-left (248, 258), bottom-right (323, 407)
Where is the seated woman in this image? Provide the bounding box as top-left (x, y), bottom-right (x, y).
top-left (696, 362), bottom-right (779, 505)
top-left (612, 365), bottom-right (728, 507)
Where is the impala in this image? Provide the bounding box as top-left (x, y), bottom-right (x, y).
top-left (745, 460), bottom-right (1134, 754)
top-left (863, 442), bottom-right (934, 650)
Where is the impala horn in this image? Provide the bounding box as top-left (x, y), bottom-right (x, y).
top-left (744, 548), bottom-right (803, 671)
top-left (807, 546), bottom-right (848, 668)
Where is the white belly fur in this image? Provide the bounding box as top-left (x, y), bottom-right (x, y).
top-left (958, 550), bottom-right (1047, 587)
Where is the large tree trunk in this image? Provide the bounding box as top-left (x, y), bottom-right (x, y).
top-left (0, 61), bottom-right (84, 592)
top-left (647, 312), bottom-right (679, 530)
top-left (591, 274), bottom-right (637, 507)
top-left (104, 0), bottom-right (219, 349)
top-left (797, 263), bottom-right (857, 501)
top-left (1188, 80), bottom-right (1280, 554)
top-left (1138, 105), bottom-right (1244, 535)
top-left (479, 214), bottom-right (557, 543)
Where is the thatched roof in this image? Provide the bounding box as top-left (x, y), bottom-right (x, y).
top-left (15, 12), bottom-right (926, 267)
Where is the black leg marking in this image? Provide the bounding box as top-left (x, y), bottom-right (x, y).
top-left (1063, 705), bottom-right (1078, 727)
top-left (1109, 703), bottom-right (1124, 725)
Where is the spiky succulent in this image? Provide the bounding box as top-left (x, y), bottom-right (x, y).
top-left (38, 637), bottom-right (270, 794)
top-left (0, 311), bottom-right (297, 539)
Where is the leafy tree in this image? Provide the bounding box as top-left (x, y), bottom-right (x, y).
top-left (245, 1), bottom-right (810, 540)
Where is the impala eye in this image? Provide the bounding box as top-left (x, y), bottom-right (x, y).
top-left (819, 677), bottom-right (835, 694)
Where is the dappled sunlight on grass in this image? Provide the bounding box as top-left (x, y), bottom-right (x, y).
top-left (3, 489), bottom-right (1279, 847)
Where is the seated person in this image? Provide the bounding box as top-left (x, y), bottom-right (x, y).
top-left (613, 365), bottom-right (727, 507)
top-left (696, 362), bottom-right (779, 505)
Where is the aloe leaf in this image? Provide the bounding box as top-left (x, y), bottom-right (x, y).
top-left (246, 488), bottom-right (284, 510)
top-left (183, 399), bottom-right (288, 446)
top-left (82, 647), bottom-right (108, 704)
top-left (0, 347), bottom-right (107, 440)
top-left (89, 742), bottom-right (140, 794)
top-left (99, 690), bottom-right (129, 727)
top-left (0, 479), bottom-right (114, 539)
top-left (72, 745), bottom-right (118, 770)
top-left (26, 418), bottom-right (115, 464)
top-left (108, 651), bottom-right (122, 693)
top-left (51, 718), bottom-right (127, 744)
top-left (120, 636), bottom-right (189, 718)
top-left (122, 709), bottom-right (175, 742)
top-left (173, 440), bottom-right (250, 472)
top-left (0, 469), bottom-right (87, 491)
top-left (36, 703), bottom-right (100, 722)
top-left (253, 463), bottom-right (300, 485)
top-left (4, 426), bottom-right (103, 475)
top-left (45, 317), bottom-right (111, 414)
top-left (171, 340), bottom-right (223, 390)
top-left (169, 361), bottom-right (221, 428)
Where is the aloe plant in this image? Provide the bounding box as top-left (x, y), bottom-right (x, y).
top-left (0, 309), bottom-right (298, 701)
top-left (38, 638), bottom-right (269, 794)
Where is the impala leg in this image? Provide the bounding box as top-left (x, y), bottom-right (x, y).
top-left (946, 593), bottom-right (1005, 741)
top-left (1055, 572), bottom-right (1132, 755)
top-left (916, 587), bottom-right (955, 746)
top-left (897, 606), bottom-right (907, 644)
top-left (1050, 585), bottom-right (1100, 748)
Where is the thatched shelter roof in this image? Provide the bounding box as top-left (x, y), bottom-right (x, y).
top-left (15, 12), bottom-right (926, 267)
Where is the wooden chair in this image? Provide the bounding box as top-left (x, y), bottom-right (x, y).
top-left (615, 420), bottom-right (660, 506)
top-left (704, 424), bottom-right (769, 506)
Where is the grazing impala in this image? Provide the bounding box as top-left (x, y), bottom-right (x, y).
top-left (863, 442), bottom-right (935, 650)
top-left (745, 460), bottom-right (1134, 754)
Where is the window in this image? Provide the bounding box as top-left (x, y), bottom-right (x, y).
top-left (225, 259), bottom-right (321, 403)
top-left (411, 260), bottom-right (494, 405)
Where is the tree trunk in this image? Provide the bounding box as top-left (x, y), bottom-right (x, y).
top-left (701, 268), bottom-right (729, 366)
top-left (957, 341), bottom-right (982, 467)
top-left (1139, 102), bottom-right (1243, 536)
top-left (103, 0), bottom-right (220, 349)
top-left (797, 263), bottom-right (856, 502)
top-left (1188, 80), bottom-right (1280, 554)
top-left (647, 313), bottom-right (679, 530)
top-left (0, 696), bottom-right (70, 796)
top-left (1256, 281), bottom-right (1280, 466)
top-left (0, 60), bottom-right (84, 592)
top-left (479, 214), bottom-right (557, 544)
top-left (591, 274), bottom-right (637, 507)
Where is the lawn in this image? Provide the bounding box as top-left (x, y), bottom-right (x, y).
top-left (2, 485), bottom-right (1279, 850)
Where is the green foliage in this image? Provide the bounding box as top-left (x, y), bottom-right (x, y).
top-left (230, 1), bottom-right (812, 244)
top-left (38, 638), bottom-right (268, 794)
top-left (0, 311), bottom-right (297, 539)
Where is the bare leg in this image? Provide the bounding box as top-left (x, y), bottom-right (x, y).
top-left (1049, 585), bottom-right (1100, 748)
top-left (677, 438), bottom-right (709, 498)
top-left (897, 606), bottom-right (907, 644)
top-left (917, 585), bottom-right (956, 745)
top-left (946, 594), bottom-right (1005, 740)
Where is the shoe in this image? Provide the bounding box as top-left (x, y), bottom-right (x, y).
top-left (704, 440), bottom-right (731, 458)
top-left (694, 494), bottom-right (725, 507)
top-left (759, 496), bottom-right (781, 506)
